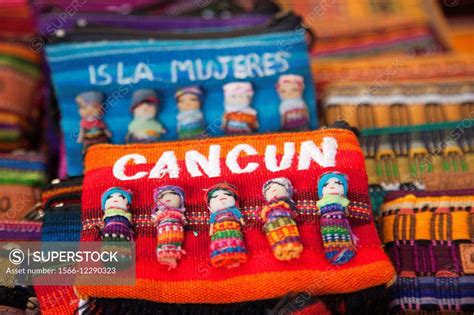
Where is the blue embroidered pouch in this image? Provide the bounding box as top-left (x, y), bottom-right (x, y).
top-left (45, 30), bottom-right (317, 176)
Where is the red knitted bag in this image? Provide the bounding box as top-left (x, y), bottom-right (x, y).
top-left (78, 128), bottom-right (395, 303)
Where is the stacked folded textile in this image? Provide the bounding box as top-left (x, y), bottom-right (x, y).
top-left (0, 0), bottom-right (36, 41)
top-left (381, 190), bottom-right (474, 313)
top-left (34, 177), bottom-right (83, 315)
top-left (0, 43), bottom-right (42, 151)
top-left (278, 0), bottom-right (451, 58)
top-left (0, 152), bottom-right (46, 220)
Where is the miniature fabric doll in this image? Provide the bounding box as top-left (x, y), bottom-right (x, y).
top-left (261, 177), bottom-right (303, 260)
top-left (76, 91), bottom-right (111, 154)
top-left (152, 185), bottom-right (187, 270)
top-left (222, 82), bottom-right (258, 134)
top-left (206, 183), bottom-right (248, 268)
top-left (276, 74), bottom-right (310, 131)
top-left (126, 89), bottom-right (166, 143)
top-left (175, 86), bottom-right (205, 139)
top-left (101, 187), bottom-right (133, 241)
top-left (317, 172), bottom-right (357, 265)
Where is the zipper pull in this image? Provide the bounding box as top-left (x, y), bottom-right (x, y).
top-left (76, 18), bottom-right (88, 28)
top-left (55, 29), bottom-right (66, 39)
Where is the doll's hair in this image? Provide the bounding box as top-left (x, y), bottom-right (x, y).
top-left (175, 86), bottom-right (203, 102)
top-left (317, 172), bottom-right (348, 198)
top-left (276, 74), bottom-right (304, 91)
top-left (262, 177), bottom-right (294, 199)
top-left (153, 185), bottom-right (185, 211)
top-left (101, 187), bottom-right (133, 209)
top-left (205, 183), bottom-right (239, 205)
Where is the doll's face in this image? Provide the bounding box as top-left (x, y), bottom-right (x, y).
top-left (104, 192), bottom-right (129, 210)
top-left (78, 104), bottom-right (102, 119)
top-left (278, 82), bottom-right (302, 99)
top-left (264, 183), bottom-right (288, 201)
top-left (157, 190), bottom-right (182, 208)
top-left (321, 177), bottom-right (345, 197)
top-left (225, 93), bottom-right (252, 109)
top-left (133, 102), bottom-right (156, 119)
top-left (177, 94), bottom-right (201, 111)
top-left (208, 189), bottom-right (236, 212)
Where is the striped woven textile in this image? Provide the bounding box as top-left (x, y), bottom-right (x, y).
top-left (381, 190), bottom-right (474, 313)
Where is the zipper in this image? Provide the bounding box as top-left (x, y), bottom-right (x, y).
top-left (39, 12), bottom-right (273, 35)
top-left (47, 12), bottom-right (314, 47)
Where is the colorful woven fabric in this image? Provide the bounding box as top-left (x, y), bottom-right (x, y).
top-left (381, 190), bottom-right (474, 312)
top-left (0, 152), bottom-right (46, 187)
top-left (33, 178), bottom-right (83, 315)
top-left (323, 80), bottom-right (474, 129)
top-left (207, 183), bottom-right (248, 268)
top-left (261, 183), bottom-right (303, 261)
top-left (45, 31), bottom-right (317, 176)
top-left (78, 128), bottom-right (393, 303)
top-left (360, 122), bottom-right (474, 191)
top-left (313, 54), bottom-right (474, 100)
top-left (279, 0), bottom-right (451, 58)
top-left (0, 43), bottom-right (42, 151)
top-left (0, 219), bottom-right (42, 241)
top-left (153, 185), bottom-right (186, 269)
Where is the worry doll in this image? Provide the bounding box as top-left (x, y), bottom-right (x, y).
top-left (276, 74), bottom-right (310, 131)
top-left (317, 172), bottom-right (357, 265)
top-left (76, 91), bottom-right (111, 155)
top-left (261, 177), bottom-right (303, 260)
top-left (152, 185), bottom-right (187, 270)
top-left (222, 82), bottom-right (258, 134)
top-left (206, 183), bottom-right (248, 268)
top-left (101, 187), bottom-right (134, 241)
top-left (126, 89), bottom-right (166, 143)
top-left (175, 86), bottom-right (205, 139)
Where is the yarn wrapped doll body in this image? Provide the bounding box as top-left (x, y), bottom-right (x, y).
top-left (317, 172), bottom-right (357, 265)
top-left (261, 177), bottom-right (303, 260)
top-left (101, 187), bottom-right (133, 242)
top-left (175, 86), bottom-right (205, 139)
top-left (277, 74), bottom-right (309, 131)
top-left (153, 186), bottom-right (186, 270)
top-left (207, 183), bottom-right (248, 268)
top-left (126, 89), bottom-right (165, 143)
top-left (76, 91), bottom-right (111, 154)
top-left (222, 82), bottom-right (258, 134)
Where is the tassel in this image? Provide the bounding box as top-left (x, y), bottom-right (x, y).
top-left (100, 187), bottom-right (134, 267)
top-left (152, 186), bottom-right (187, 270)
top-left (206, 183), bottom-right (247, 268)
top-left (261, 177), bottom-right (303, 260)
top-left (317, 172), bottom-right (356, 265)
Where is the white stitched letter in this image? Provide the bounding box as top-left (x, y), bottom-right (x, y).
top-left (226, 144), bottom-right (259, 174)
top-left (149, 151), bottom-right (180, 179)
top-left (185, 145), bottom-right (221, 178)
top-left (297, 137), bottom-right (338, 170)
top-left (264, 142), bottom-right (295, 172)
top-left (112, 154), bottom-right (148, 181)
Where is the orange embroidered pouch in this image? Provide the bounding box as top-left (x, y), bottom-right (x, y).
top-left (78, 127), bottom-right (394, 303)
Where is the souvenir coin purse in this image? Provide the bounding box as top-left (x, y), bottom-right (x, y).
top-left (45, 31), bottom-right (317, 176)
top-left (77, 127), bottom-right (394, 303)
